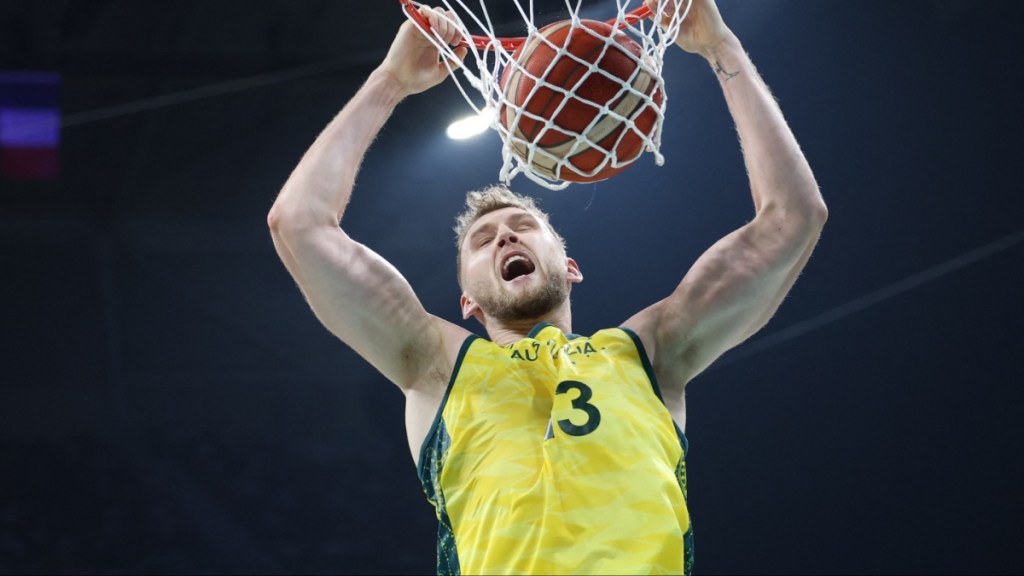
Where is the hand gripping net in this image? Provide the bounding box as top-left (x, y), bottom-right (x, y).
top-left (400, 0), bottom-right (689, 190)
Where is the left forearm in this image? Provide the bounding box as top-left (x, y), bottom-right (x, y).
top-left (705, 34), bottom-right (824, 219)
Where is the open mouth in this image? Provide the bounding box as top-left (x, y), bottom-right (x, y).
top-left (501, 253), bottom-right (536, 282)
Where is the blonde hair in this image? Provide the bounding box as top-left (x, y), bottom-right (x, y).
top-left (454, 184), bottom-right (565, 286)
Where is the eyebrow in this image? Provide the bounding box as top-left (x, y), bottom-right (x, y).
top-left (467, 212), bottom-right (535, 245)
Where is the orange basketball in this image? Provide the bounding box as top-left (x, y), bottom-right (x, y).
top-left (500, 19), bottom-right (663, 183)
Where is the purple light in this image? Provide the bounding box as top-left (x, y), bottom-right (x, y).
top-left (0, 108), bottom-right (60, 147)
top-left (0, 71), bottom-right (60, 181)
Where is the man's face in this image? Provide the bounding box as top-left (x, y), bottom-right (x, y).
top-left (459, 207), bottom-right (577, 323)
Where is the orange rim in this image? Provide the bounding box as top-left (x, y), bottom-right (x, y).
top-left (400, 0), bottom-right (653, 52)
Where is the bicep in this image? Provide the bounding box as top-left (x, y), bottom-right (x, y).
top-left (632, 207), bottom-right (824, 383)
top-left (271, 224), bottom-right (448, 389)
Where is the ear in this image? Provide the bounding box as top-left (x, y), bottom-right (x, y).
top-left (460, 292), bottom-right (483, 322)
top-left (566, 257), bottom-right (583, 284)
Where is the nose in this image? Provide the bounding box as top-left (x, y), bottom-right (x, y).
top-left (497, 229), bottom-right (519, 248)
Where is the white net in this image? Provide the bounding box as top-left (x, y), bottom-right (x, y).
top-left (401, 0), bottom-right (689, 190)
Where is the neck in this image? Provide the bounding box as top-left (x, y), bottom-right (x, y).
top-left (483, 302), bottom-right (573, 346)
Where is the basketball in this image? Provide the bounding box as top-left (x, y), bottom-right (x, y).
top-left (500, 19), bottom-right (663, 183)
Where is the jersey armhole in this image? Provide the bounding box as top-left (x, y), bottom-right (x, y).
top-left (619, 327), bottom-right (664, 402)
top-left (416, 334), bottom-right (479, 478)
top-left (619, 327), bottom-right (689, 456)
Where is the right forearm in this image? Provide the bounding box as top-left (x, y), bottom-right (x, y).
top-left (270, 69), bottom-right (408, 231)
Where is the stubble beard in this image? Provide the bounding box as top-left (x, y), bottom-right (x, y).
top-left (471, 268), bottom-right (569, 324)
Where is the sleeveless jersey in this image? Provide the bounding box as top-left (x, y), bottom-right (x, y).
top-left (418, 323), bottom-right (693, 575)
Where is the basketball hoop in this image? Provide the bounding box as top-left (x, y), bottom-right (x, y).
top-left (399, 0), bottom-right (689, 190)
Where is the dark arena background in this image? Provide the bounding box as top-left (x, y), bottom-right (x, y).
top-left (1, 1), bottom-right (1022, 573)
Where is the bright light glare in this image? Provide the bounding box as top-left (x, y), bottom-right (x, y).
top-left (446, 111), bottom-right (490, 140)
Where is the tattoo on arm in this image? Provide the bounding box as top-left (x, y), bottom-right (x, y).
top-left (714, 60), bottom-right (740, 81)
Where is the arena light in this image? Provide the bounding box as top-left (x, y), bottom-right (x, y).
top-left (446, 110), bottom-right (490, 140)
top-left (0, 71), bottom-right (60, 181)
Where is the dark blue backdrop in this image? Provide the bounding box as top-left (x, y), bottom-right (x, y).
top-left (1, 1), bottom-right (1021, 573)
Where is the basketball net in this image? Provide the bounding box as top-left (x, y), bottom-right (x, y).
top-left (401, 0), bottom-right (689, 190)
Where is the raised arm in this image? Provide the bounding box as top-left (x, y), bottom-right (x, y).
top-left (268, 9), bottom-right (469, 391)
top-left (626, 0), bottom-right (828, 399)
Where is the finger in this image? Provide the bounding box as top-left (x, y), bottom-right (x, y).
top-left (442, 9), bottom-right (462, 46)
top-left (660, 1), bottom-right (683, 16)
top-left (423, 7), bottom-right (439, 36)
top-left (435, 44), bottom-right (466, 77)
top-left (424, 8), bottom-right (451, 44)
top-left (435, 9), bottom-right (461, 47)
top-left (411, 6), bottom-right (438, 41)
top-left (426, 9), bottom-right (440, 35)
top-left (647, 0), bottom-right (673, 26)
top-left (644, 0), bottom-right (658, 18)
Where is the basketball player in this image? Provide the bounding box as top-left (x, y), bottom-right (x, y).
top-left (268, 0), bottom-right (826, 573)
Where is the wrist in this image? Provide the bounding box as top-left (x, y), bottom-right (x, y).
top-left (368, 67), bottom-right (412, 107)
top-left (700, 32), bottom-right (747, 82)
top-left (698, 30), bottom-right (741, 65)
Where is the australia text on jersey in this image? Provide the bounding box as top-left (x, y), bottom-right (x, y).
top-left (507, 337), bottom-right (600, 363)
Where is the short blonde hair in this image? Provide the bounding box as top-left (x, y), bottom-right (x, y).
top-left (454, 184), bottom-right (565, 286)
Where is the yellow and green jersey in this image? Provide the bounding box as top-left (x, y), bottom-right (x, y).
top-left (418, 323), bottom-right (693, 575)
